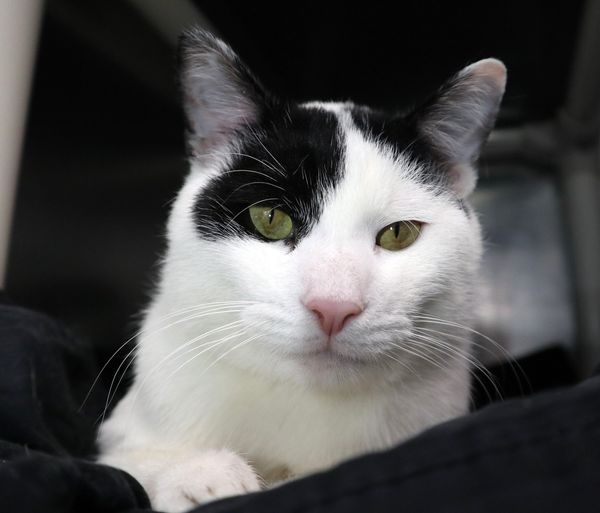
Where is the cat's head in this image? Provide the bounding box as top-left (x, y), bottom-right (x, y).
top-left (159, 30), bottom-right (505, 389)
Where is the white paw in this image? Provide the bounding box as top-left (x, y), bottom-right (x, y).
top-left (149, 449), bottom-right (261, 513)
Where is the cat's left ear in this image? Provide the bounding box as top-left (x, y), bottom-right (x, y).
top-left (415, 59), bottom-right (506, 198)
top-left (179, 29), bottom-right (271, 163)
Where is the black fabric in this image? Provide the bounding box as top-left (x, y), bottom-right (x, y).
top-left (0, 299), bottom-right (150, 512)
top-left (0, 297), bottom-right (598, 513)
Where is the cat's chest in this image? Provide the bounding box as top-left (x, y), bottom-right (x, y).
top-left (175, 366), bottom-right (399, 478)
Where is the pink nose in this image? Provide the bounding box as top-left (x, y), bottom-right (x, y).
top-left (305, 299), bottom-right (363, 336)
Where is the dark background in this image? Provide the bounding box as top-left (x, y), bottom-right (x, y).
top-left (5, 1), bottom-right (586, 373)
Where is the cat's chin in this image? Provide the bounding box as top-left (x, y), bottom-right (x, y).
top-left (280, 346), bottom-right (391, 386)
top-left (288, 353), bottom-right (399, 390)
top-left (298, 347), bottom-right (370, 367)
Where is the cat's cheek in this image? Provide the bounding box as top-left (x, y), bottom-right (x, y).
top-left (226, 239), bottom-right (298, 300)
top-left (217, 237), bottom-right (271, 279)
top-left (367, 221), bottom-right (474, 318)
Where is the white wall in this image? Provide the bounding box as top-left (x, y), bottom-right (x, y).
top-left (0, 0), bottom-right (44, 287)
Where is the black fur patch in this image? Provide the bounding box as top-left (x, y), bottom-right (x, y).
top-left (192, 104), bottom-right (344, 244)
top-left (350, 105), bottom-right (478, 212)
top-left (350, 105), bottom-right (448, 187)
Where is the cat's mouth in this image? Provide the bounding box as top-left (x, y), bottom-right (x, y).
top-left (297, 345), bottom-right (370, 366)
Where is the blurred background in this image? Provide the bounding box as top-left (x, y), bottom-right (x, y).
top-left (1, 1), bottom-right (599, 397)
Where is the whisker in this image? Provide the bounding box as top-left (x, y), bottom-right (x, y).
top-left (168, 320), bottom-right (267, 379)
top-left (225, 197), bottom-right (280, 229)
top-left (112, 322), bottom-right (263, 429)
top-left (224, 181), bottom-right (285, 202)
top-left (100, 308), bottom-right (249, 414)
top-left (246, 127), bottom-right (287, 177)
top-left (386, 340), bottom-right (447, 372)
top-left (292, 155), bottom-right (309, 176)
top-left (413, 315), bottom-right (507, 354)
top-left (412, 315), bottom-right (530, 395)
top-left (380, 350), bottom-right (420, 377)
top-left (197, 331), bottom-right (265, 378)
top-left (223, 168), bottom-right (278, 182)
top-left (80, 301), bottom-right (258, 411)
top-left (163, 321), bottom-right (248, 367)
top-left (406, 338), bottom-right (491, 409)
top-left (193, 149), bottom-right (284, 177)
top-left (414, 325), bottom-right (503, 363)
top-left (101, 318), bottom-right (248, 421)
top-left (228, 151), bottom-right (285, 177)
top-left (408, 332), bottom-right (503, 402)
top-left (406, 220), bottom-right (421, 238)
top-left (389, 338), bottom-right (486, 408)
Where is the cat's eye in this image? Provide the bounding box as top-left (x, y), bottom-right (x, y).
top-left (248, 205), bottom-right (293, 241)
top-left (376, 221), bottom-right (422, 251)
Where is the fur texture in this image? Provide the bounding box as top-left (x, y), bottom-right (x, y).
top-left (98, 30), bottom-right (506, 512)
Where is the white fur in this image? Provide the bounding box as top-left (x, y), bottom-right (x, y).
top-left (98, 105), bottom-right (483, 512)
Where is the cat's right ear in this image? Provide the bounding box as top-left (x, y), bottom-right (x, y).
top-left (179, 29), bottom-right (269, 163)
top-left (413, 59), bottom-right (506, 198)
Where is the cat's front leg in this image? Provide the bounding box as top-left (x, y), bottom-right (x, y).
top-left (99, 448), bottom-right (262, 513)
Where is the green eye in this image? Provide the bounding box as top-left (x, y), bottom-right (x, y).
top-left (248, 204), bottom-right (293, 240)
top-left (376, 221), bottom-right (422, 251)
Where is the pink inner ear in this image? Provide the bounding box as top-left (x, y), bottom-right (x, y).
top-left (462, 58), bottom-right (507, 92)
top-left (448, 163), bottom-right (477, 199)
top-left (181, 30), bottom-right (264, 159)
top-left (417, 58), bottom-right (505, 192)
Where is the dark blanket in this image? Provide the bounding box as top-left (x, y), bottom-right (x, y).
top-left (0, 299), bottom-right (599, 513)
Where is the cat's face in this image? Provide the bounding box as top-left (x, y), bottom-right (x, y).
top-left (159, 31), bottom-right (505, 389)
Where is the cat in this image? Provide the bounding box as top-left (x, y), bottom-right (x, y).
top-left (98, 29), bottom-right (505, 513)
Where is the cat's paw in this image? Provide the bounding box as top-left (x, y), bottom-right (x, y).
top-left (149, 449), bottom-right (261, 513)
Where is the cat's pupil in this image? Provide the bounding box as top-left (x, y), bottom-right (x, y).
top-left (393, 222), bottom-right (400, 238)
top-left (267, 210), bottom-right (274, 225)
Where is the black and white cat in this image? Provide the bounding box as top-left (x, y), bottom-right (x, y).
top-left (98, 30), bottom-right (505, 512)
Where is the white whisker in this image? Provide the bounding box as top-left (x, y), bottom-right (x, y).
top-left (246, 127), bottom-right (287, 177)
top-left (412, 315), bottom-right (529, 395)
top-left (120, 322), bottom-right (265, 430)
top-left (99, 308), bottom-right (249, 417)
top-left (225, 181), bottom-right (286, 200)
top-left (223, 168), bottom-right (278, 182)
top-left (408, 331), bottom-right (503, 401)
top-left (225, 197), bottom-right (280, 228)
top-left (379, 351), bottom-right (419, 377)
top-left (80, 301), bottom-right (258, 411)
top-left (198, 331), bottom-right (265, 378)
top-left (386, 340), bottom-right (447, 372)
top-left (101, 318), bottom-right (248, 421)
